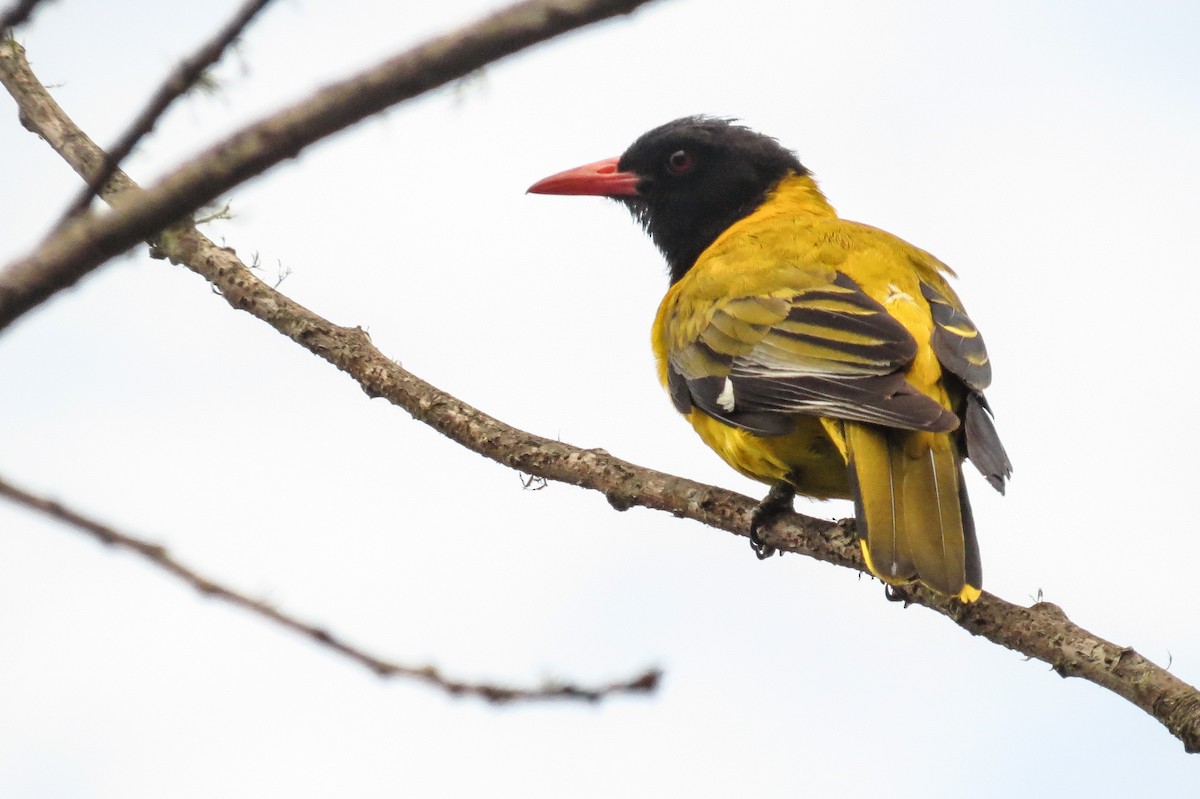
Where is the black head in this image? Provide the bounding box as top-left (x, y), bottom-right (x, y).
top-left (617, 117), bottom-right (807, 281)
top-left (529, 116), bottom-right (808, 282)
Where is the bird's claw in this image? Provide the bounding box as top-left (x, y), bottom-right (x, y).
top-left (748, 516), bottom-right (777, 559)
top-left (747, 482), bottom-right (795, 559)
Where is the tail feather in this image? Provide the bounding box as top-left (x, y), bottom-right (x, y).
top-left (845, 422), bottom-right (981, 601)
top-left (845, 424), bottom-right (914, 583)
top-left (958, 476), bottom-right (983, 599)
top-left (899, 432), bottom-right (967, 598)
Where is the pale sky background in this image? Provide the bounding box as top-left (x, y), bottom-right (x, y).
top-left (2, 0), bottom-right (1200, 796)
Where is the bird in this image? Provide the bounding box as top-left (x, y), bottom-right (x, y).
top-left (528, 116), bottom-right (1011, 602)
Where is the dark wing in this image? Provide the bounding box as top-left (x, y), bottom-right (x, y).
top-left (920, 281), bottom-right (990, 390)
top-left (920, 280), bottom-right (1012, 492)
top-left (667, 273), bottom-right (958, 436)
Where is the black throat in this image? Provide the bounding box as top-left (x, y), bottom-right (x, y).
top-left (610, 117), bottom-right (809, 285)
top-left (620, 171), bottom-right (802, 285)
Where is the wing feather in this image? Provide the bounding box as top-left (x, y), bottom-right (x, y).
top-left (920, 281), bottom-right (991, 390)
top-left (668, 273), bottom-right (958, 434)
top-left (917, 282), bottom-right (1012, 493)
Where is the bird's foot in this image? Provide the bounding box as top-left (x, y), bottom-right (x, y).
top-left (883, 583), bottom-right (915, 606)
top-left (748, 483), bottom-right (796, 559)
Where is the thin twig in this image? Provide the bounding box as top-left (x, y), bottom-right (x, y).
top-left (4, 7), bottom-right (1200, 754)
top-left (57, 0), bottom-right (278, 223)
top-left (0, 0), bottom-right (653, 333)
top-left (0, 473), bottom-right (661, 703)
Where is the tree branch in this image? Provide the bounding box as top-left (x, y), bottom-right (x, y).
top-left (3, 11), bottom-right (1199, 754)
top-left (57, 0), bottom-right (279, 222)
top-left (167, 225), bottom-right (1200, 753)
top-left (0, 473), bottom-right (661, 703)
top-left (0, 0), bottom-right (653, 332)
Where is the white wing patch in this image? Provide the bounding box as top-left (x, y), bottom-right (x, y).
top-left (885, 283), bottom-right (918, 308)
top-left (716, 378), bottom-right (736, 412)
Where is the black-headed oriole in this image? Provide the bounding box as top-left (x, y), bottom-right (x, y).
top-left (529, 117), bottom-right (1011, 602)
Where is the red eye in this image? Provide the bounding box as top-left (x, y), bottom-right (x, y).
top-left (666, 149), bottom-right (695, 175)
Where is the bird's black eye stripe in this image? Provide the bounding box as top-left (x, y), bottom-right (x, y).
top-left (667, 149), bottom-right (696, 175)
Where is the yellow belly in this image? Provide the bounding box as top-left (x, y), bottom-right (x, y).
top-left (685, 410), bottom-right (851, 499)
